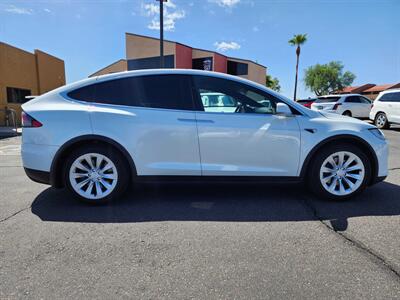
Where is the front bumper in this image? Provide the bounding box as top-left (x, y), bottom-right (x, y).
top-left (24, 168), bottom-right (51, 185)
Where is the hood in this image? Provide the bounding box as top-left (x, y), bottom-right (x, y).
top-left (319, 111), bottom-right (375, 128)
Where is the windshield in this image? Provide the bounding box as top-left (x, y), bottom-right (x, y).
top-left (315, 96), bottom-right (341, 103)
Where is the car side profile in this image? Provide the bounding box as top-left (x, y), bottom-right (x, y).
top-left (21, 69), bottom-right (388, 204)
top-left (369, 89), bottom-right (400, 129)
top-left (310, 94), bottom-right (372, 118)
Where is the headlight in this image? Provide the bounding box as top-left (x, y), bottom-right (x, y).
top-left (368, 128), bottom-right (385, 140)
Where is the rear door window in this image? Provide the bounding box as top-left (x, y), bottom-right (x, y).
top-left (344, 96), bottom-right (361, 103)
top-left (67, 75), bottom-right (194, 110)
top-left (379, 92), bottom-right (400, 102)
top-left (359, 96), bottom-right (372, 104)
top-left (315, 97), bottom-right (341, 103)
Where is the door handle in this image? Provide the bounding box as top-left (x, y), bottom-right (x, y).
top-left (177, 118), bottom-right (196, 123)
top-left (196, 119), bottom-right (214, 123)
top-left (177, 118), bottom-right (214, 124)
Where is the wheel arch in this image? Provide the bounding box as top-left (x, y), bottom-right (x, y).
top-left (375, 111), bottom-right (388, 120)
top-left (342, 110), bottom-right (352, 116)
top-left (50, 135), bottom-right (137, 188)
top-left (300, 134), bottom-right (378, 184)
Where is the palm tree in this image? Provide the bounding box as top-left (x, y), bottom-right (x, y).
top-left (289, 34), bottom-right (307, 101)
top-left (265, 74), bottom-right (281, 92)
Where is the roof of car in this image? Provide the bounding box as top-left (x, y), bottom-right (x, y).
top-left (95, 68), bottom-right (239, 81)
top-left (52, 68), bottom-right (313, 117)
top-left (92, 69), bottom-right (270, 94)
top-left (318, 94), bottom-right (361, 97)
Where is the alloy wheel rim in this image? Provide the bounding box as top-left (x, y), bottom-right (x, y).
top-left (376, 114), bottom-right (386, 127)
top-left (319, 151), bottom-right (365, 196)
top-left (69, 153), bottom-right (118, 199)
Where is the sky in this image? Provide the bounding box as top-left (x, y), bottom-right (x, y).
top-left (1, 0), bottom-right (399, 99)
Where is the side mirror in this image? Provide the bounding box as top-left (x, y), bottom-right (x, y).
top-left (276, 103), bottom-right (293, 116)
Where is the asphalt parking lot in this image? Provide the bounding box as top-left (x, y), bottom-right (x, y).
top-left (1, 127), bottom-right (400, 299)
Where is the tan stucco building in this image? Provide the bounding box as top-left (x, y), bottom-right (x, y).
top-left (90, 33), bottom-right (267, 85)
top-left (0, 42), bottom-right (66, 125)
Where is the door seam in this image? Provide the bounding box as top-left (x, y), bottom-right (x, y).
top-left (194, 112), bottom-right (204, 175)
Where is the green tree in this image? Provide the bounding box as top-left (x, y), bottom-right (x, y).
top-left (304, 61), bottom-right (356, 96)
top-left (265, 74), bottom-right (281, 92)
top-left (288, 33), bottom-right (307, 100)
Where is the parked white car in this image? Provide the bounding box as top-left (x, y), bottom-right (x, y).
top-left (21, 70), bottom-right (388, 204)
top-left (369, 89), bottom-right (400, 129)
top-left (311, 94), bottom-right (372, 118)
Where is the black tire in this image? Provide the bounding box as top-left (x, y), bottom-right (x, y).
top-left (307, 143), bottom-right (371, 201)
top-left (342, 111), bottom-right (352, 117)
top-left (64, 144), bottom-right (130, 204)
top-left (374, 112), bottom-right (390, 129)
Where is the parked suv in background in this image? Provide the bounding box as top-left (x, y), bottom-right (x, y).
top-left (296, 98), bottom-right (316, 109)
top-left (21, 70), bottom-right (387, 204)
top-left (369, 89), bottom-right (400, 129)
top-left (311, 94), bottom-right (372, 118)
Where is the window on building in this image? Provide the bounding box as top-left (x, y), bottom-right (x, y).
top-left (6, 87), bottom-right (31, 104)
top-left (127, 55), bottom-right (174, 70)
top-left (192, 57), bottom-right (213, 71)
top-left (67, 75), bottom-right (194, 110)
top-left (227, 60), bottom-right (249, 76)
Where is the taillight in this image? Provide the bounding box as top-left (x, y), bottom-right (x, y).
top-left (22, 111), bottom-right (42, 128)
top-left (332, 103), bottom-right (342, 110)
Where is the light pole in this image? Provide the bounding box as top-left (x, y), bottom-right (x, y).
top-left (157, 0), bottom-right (167, 68)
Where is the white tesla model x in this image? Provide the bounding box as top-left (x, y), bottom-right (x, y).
top-left (21, 69), bottom-right (388, 203)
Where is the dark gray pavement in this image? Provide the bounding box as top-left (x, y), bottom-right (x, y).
top-left (1, 128), bottom-right (399, 299)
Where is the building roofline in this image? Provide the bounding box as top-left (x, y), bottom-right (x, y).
top-left (125, 32), bottom-right (177, 45)
top-left (88, 59), bottom-right (126, 77)
top-left (125, 32), bottom-right (266, 69)
top-left (0, 41), bottom-right (36, 56)
top-left (363, 83), bottom-right (400, 93)
top-left (0, 42), bottom-right (64, 62)
top-left (226, 55), bottom-right (266, 68)
top-left (34, 49), bottom-right (64, 63)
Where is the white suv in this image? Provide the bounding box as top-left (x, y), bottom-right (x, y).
top-left (21, 70), bottom-right (388, 203)
top-left (369, 89), bottom-right (400, 129)
top-left (311, 94), bottom-right (372, 118)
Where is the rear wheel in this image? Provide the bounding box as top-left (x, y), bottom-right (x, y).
top-left (374, 112), bottom-right (389, 129)
top-left (64, 145), bottom-right (129, 204)
top-left (342, 111), bottom-right (352, 117)
top-left (308, 144), bottom-right (371, 200)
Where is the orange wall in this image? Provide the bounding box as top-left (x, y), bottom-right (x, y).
top-left (214, 53), bottom-right (227, 73)
top-left (90, 59), bottom-right (127, 77)
top-left (35, 50), bottom-right (66, 94)
top-left (126, 33), bottom-right (175, 59)
top-left (0, 42), bottom-right (65, 126)
top-left (175, 44), bottom-right (192, 69)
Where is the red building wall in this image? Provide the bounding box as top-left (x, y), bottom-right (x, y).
top-left (213, 53), bottom-right (227, 73)
top-left (175, 44), bottom-right (192, 69)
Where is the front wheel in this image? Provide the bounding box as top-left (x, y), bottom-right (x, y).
top-left (308, 144), bottom-right (371, 200)
top-left (374, 112), bottom-right (389, 129)
top-left (64, 145), bottom-right (129, 204)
